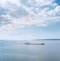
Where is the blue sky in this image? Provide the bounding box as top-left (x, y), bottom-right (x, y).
top-left (0, 0), bottom-right (60, 40)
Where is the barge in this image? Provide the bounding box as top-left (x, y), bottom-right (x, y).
top-left (25, 42), bottom-right (44, 45)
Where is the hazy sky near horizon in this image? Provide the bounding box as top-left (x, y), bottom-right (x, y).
top-left (0, 0), bottom-right (60, 40)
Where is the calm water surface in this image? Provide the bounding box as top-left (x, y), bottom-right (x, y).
top-left (0, 40), bottom-right (60, 61)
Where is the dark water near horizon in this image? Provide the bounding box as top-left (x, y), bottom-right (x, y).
top-left (0, 40), bottom-right (60, 61)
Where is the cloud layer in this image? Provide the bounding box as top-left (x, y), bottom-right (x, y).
top-left (0, 0), bottom-right (60, 29)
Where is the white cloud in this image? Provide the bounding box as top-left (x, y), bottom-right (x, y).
top-left (0, 0), bottom-right (60, 30)
top-left (1, 13), bottom-right (11, 19)
top-left (10, 16), bottom-right (60, 28)
top-left (0, 0), bottom-right (20, 7)
top-left (0, 0), bottom-right (19, 4)
top-left (0, 24), bottom-right (13, 30)
top-left (0, 12), bottom-right (60, 30)
top-left (55, 6), bottom-right (60, 12)
top-left (35, 0), bottom-right (54, 6)
top-left (47, 6), bottom-right (60, 16)
top-left (0, 0), bottom-right (7, 5)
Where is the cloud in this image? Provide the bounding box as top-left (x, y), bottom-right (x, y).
top-left (0, 0), bottom-right (20, 7)
top-left (47, 6), bottom-right (60, 16)
top-left (7, 15), bottom-right (60, 28)
top-left (0, 13), bottom-right (11, 25)
top-left (0, 0), bottom-right (60, 30)
top-left (35, 0), bottom-right (54, 5)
